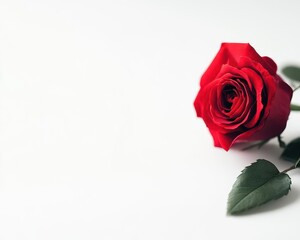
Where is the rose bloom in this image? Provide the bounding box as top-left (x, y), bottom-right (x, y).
top-left (194, 43), bottom-right (293, 151)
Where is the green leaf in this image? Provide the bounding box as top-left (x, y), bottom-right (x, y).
top-left (282, 66), bottom-right (300, 81)
top-left (281, 137), bottom-right (300, 164)
top-left (227, 159), bottom-right (291, 215)
top-left (291, 104), bottom-right (300, 111)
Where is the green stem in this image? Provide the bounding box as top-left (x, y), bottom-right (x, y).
top-left (291, 103), bottom-right (300, 111)
top-left (277, 135), bottom-right (286, 148)
top-left (282, 165), bottom-right (296, 173)
top-left (281, 159), bottom-right (300, 173)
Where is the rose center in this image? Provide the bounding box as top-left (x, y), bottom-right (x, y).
top-left (222, 85), bottom-right (237, 110)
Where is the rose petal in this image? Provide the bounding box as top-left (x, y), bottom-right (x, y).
top-left (262, 56), bottom-right (277, 73)
top-left (237, 76), bottom-right (292, 142)
top-left (200, 43), bottom-right (276, 88)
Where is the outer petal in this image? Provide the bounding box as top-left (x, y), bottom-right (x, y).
top-left (236, 76), bottom-right (292, 141)
top-left (215, 131), bottom-right (239, 151)
top-left (209, 129), bottom-right (222, 148)
top-left (262, 56), bottom-right (277, 73)
top-left (200, 43), bottom-right (276, 88)
top-left (194, 89), bottom-right (203, 117)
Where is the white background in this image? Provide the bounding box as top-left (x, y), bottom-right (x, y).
top-left (1, 0), bottom-right (300, 239)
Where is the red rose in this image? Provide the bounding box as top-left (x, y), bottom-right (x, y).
top-left (194, 43), bottom-right (293, 151)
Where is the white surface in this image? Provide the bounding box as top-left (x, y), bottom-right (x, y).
top-left (1, 0), bottom-right (300, 239)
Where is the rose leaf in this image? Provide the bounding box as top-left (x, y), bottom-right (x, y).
top-left (281, 137), bottom-right (300, 164)
top-left (282, 66), bottom-right (300, 81)
top-left (227, 159), bottom-right (291, 215)
top-left (291, 104), bottom-right (300, 111)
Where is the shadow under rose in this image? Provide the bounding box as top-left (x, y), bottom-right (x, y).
top-left (233, 140), bottom-right (281, 153)
top-left (232, 141), bottom-right (286, 166)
